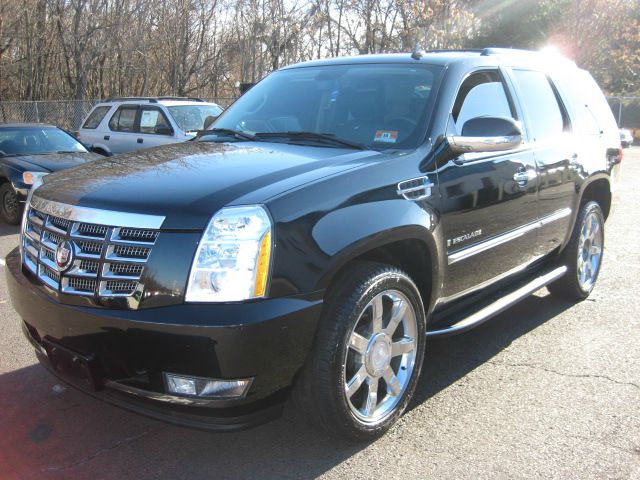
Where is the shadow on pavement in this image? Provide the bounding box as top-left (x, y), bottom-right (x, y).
top-left (412, 292), bottom-right (575, 410)
top-left (0, 292), bottom-right (575, 480)
top-left (0, 223), bottom-right (19, 238)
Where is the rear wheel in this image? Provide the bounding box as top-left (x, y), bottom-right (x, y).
top-left (0, 183), bottom-right (21, 225)
top-left (294, 262), bottom-right (426, 440)
top-left (548, 201), bottom-right (604, 300)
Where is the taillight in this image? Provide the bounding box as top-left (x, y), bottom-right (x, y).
top-left (619, 146), bottom-right (623, 162)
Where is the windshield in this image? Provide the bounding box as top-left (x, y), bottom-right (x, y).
top-left (210, 63), bottom-right (442, 150)
top-left (167, 105), bottom-right (224, 133)
top-left (0, 127), bottom-right (88, 156)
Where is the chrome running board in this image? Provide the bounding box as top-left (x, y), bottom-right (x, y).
top-left (427, 266), bottom-right (568, 337)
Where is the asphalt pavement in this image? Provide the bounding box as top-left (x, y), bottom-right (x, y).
top-left (1, 148), bottom-right (639, 480)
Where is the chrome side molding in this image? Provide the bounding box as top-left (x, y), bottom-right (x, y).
top-left (426, 265), bottom-right (567, 337)
top-left (448, 208), bottom-right (571, 265)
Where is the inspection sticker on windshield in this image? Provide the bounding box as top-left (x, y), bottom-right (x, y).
top-left (374, 130), bottom-right (398, 143)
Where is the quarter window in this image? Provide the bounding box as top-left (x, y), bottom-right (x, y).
top-left (108, 107), bottom-right (137, 132)
top-left (512, 70), bottom-right (568, 142)
top-left (83, 106), bottom-right (111, 129)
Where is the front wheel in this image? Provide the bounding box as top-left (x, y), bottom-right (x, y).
top-left (0, 183), bottom-right (22, 225)
top-left (294, 262), bottom-right (426, 440)
top-left (548, 201), bottom-right (605, 300)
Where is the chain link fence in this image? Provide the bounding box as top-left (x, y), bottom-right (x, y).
top-left (0, 96), bottom-right (637, 143)
top-left (0, 98), bottom-right (237, 131)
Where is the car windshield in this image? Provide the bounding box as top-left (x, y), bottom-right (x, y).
top-left (0, 127), bottom-right (88, 156)
top-left (166, 105), bottom-right (224, 133)
top-left (207, 63), bottom-right (443, 151)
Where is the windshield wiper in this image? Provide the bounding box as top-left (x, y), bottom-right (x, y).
top-left (254, 131), bottom-right (367, 150)
top-left (198, 128), bottom-right (257, 142)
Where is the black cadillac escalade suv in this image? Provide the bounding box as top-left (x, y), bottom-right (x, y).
top-left (6, 49), bottom-right (622, 440)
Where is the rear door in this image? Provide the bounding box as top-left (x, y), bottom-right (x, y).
top-left (507, 69), bottom-right (576, 256)
top-left (438, 69), bottom-right (539, 299)
top-left (105, 105), bottom-right (139, 154)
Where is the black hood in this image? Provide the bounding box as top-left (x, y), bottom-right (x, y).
top-left (6, 151), bottom-right (101, 172)
top-left (34, 141), bottom-right (382, 229)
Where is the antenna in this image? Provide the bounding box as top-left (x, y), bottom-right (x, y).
top-left (411, 44), bottom-right (426, 60)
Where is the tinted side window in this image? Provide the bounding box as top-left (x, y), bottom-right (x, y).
top-left (453, 71), bottom-right (515, 133)
top-left (139, 108), bottom-right (172, 135)
top-left (512, 70), bottom-right (566, 141)
top-left (83, 106), bottom-right (111, 129)
top-left (108, 107), bottom-right (137, 132)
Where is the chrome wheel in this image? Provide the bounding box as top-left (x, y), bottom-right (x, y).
top-left (343, 289), bottom-right (418, 424)
top-left (577, 210), bottom-right (603, 291)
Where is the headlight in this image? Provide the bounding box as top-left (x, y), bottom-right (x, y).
top-left (23, 171), bottom-right (48, 187)
top-left (185, 205), bottom-right (273, 302)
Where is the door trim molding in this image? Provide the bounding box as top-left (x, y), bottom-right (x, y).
top-left (447, 207), bottom-right (571, 265)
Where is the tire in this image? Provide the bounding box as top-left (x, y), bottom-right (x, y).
top-left (293, 261), bottom-right (426, 441)
top-left (0, 182), bottom-right (22, 225)
top-left (548, 201), bottom-right (604, 301)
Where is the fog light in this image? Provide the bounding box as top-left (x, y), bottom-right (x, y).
top-left (165, 375), bottom-right (198, 396)
top-left (163, 373), bottom-right (252, 399)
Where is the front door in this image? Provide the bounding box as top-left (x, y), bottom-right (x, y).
top-left (437, 69), bottom-right (539, 300)
top-left (136, 106), bottom-right (177, 149)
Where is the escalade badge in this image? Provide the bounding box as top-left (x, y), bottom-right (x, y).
top-left (55, 240), bottom-right (74, 271)
top-left (447, 229), bottom-right (482, 247)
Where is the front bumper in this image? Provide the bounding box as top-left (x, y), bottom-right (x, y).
top-left (6, 248), bottom-right (323, 431)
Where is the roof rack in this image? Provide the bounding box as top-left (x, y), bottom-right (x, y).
top-left (102, 96), bottom-right (205, 103)
top-left (102, 97), bottom-right (159, 103)
top-left (480, 47), bottom-right (538, 56)
top-left (480, 47), bottom-right (576, 67)
top-left (156, 96), bottom-right (205, 102)
top-left (411, 47), bottom-right (483, 60)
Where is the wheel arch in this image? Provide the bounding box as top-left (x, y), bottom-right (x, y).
top-left (579, 174), bottom-right (612, 220)
top-left (90, 143), bottom-right (112, 156)
top-left (316, 226), bottom-right (441, 316)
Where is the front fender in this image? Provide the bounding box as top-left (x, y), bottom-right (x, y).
top-left (91, 143), bottom-right (112, 155)
top-left (310, 199), bottom-right (443, 309)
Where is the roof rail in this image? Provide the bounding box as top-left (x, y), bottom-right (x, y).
top-left (101, 96), bottom-right (206, 103)
top-left (480, 47), bottom-right (539, 56)
top-left (480, 47), bottom-right (577, 67)
top-left (102, 97), bottom-right (159, 103)
top-left (411, 47), bottom-right (483, 59)
top-left (156, 96), bottom-right (205, 102)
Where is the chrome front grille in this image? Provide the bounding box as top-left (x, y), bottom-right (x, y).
top-left (22, 202), bottom-right (161, 299)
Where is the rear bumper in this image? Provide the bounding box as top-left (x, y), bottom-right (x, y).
top-left (6, 248), bottom-right (323, 431)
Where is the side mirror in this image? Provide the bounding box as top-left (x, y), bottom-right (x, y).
top-left (155, 126), bottom-right (174, 136)
top-left (447, 116), bottom-right (523, 155)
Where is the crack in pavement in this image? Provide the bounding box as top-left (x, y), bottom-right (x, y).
top-left (563, 432), bottom-right (640, 457)
top-left (486, 360), bottom-right (640, 390)
top-left (42, 427), bottom-right (163, 472)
